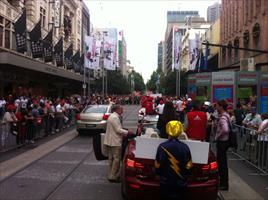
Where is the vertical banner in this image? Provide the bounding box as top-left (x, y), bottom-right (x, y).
top-left (84, 35), bottom-right (97, 69)
top-left (173, 26), bottom-right (182, 70)
top-left (189, 33), bottom-right (200, 71)
top-left (104, 28), bottom-right (117, 70)
top-left (54, 0), bottom-right (61, 28)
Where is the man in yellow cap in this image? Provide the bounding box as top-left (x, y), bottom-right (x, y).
top-left (155, 120), bottom-right (193, 200)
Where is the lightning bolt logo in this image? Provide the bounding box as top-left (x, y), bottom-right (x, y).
top-left (162, 147), bottom-right (183, 179)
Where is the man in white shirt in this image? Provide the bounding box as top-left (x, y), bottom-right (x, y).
top-left (242, 106), bottom-right (262, 130)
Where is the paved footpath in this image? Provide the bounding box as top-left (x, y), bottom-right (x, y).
top-left (0, 129), bottom-right (78, 182)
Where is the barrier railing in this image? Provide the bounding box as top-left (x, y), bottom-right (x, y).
top-left (232, 124), bottom-right (268, 174)
top-left (0, 109), bottom-right (77, 152)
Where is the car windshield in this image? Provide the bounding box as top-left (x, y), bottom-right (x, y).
top-left (84, 105), bottom-right (108, 114)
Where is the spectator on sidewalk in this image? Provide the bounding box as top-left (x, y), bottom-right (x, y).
top-left (25, 107), bottom-right (36, 144)
top-left (242, 106), bottom-right (262, 130)
top-left (184, 100), bottom-right (207, 141)
top-left (234, 103), bottom-right (245, 126)
top-left (215, 100), bottom-right (230, 191)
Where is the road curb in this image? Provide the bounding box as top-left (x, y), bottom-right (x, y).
top-left (0, 129), bottom-right (78, 182)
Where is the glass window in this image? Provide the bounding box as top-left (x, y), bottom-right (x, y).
top-left (5, 30), bottom-right (10, 49)
top-left (84, 105), bottom-right (108, 113)
top-left (0, 26), bottom-right (3, 47)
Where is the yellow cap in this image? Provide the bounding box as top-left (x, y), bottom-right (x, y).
top-left (166, 120), bottom-right (183, 138)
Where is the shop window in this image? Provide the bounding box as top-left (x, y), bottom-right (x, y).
top-left (234, 37), bottom-right (239, 62)
top-left (243, 30), bottom-right (250, 58)
top-left (222, 46), bottom-right (226, 66)
top-left (5, 30), bottom-right (10, 49)
top-left (227, 41), bottom-right (232, 65)
top-left (40, 7), bottom-right (46, 28)
top-left (253, 23), bottom-right (260, 52)
top-left (0, 26), bottom-right (3, 47)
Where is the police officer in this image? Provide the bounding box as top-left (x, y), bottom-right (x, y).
top-left (155, 120), bottom-right (193, 200)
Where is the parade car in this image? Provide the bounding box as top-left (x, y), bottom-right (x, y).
top-left (93, 123), bottom-right (219, 200)
top-left (76, 104), bottom-right (112, 134)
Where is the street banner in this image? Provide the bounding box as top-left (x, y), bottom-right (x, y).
top-left (29, 20), bottom-right (43, 58)
top-left (54, 37), bottom-right (64, 66)
top-left (65, 44), bottom-right (73, 69)
top-left (14, 9), bottom-right (27, 53)
top-left (189, 33), bottom-right (200, 71)
top-left (104, 28), bottom-right (117, 70)
top-left (84, 35), bottom-right (100, 69)
top-left (43, 29), bottom-right (53, 62)
top-left (173, 26), bottom-right (182, 70)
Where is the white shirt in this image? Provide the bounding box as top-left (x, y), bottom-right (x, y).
top-left (0, 100), bottom-right (6, 108)
top-left (176, 100), bottom-right (183, 112)
top-left (156, 104), bottom-right (164, 114)
top-left (56, 104), bottom-right (63, 113)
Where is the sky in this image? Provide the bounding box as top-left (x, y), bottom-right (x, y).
top-left (85, 0), bottom-right (220, 82)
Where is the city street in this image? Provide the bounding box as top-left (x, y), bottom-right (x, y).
top-left (0, 105), bottom-right (267, 200)
top-left (0, 105), bottom-right (140, 200)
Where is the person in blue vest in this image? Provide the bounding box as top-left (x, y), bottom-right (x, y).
top-left (155, 120), bottom-right (193, 200)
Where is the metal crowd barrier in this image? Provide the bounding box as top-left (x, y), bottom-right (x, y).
top-left (232, 124), bottom-right (268, 174)
top-left (0, 109), bottom-right (77, 152)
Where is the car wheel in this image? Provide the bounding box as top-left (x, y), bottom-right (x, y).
top-left (93, 133), bottom-right (108, 160)
top-left (121, 181), bottom-right (129, 200)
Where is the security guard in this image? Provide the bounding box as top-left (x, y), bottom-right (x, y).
top-left (155, 121), bottom-right (193, 200)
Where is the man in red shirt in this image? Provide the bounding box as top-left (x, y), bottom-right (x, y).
top-left (184, 100), bottom-right (207, 141)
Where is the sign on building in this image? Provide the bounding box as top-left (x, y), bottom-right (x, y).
top-left (54, 0), bottom-right (61, 28)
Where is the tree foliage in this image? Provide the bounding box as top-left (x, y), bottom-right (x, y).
top-left (93, 70), bottom-right (131, 94)
top-left (146, 69), bottom-right (188, 96)
top-left (132, 71), bottom-right (146, 92)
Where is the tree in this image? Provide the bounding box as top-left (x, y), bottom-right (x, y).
top-left (146, 71), bottom-right (159, 92)
top-left (132, 71), bottom-right (146, 92)
top-left (93, 70), bottom-right (131, 94)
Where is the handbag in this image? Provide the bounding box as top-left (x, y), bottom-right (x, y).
top-left (227, 119), bottom-right (238, 148)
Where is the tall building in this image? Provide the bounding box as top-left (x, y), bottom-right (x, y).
top-left (0, 0), bottom-right (90, 97)
top-left (207, 2), bottom-right (221, 23)
top-left (164, 11), bottom-right (199, 74)
top-left (118, 32), bottom-right (128, 78)
top-left (220, 0), bottom-right (268, 71)
top-left (157, 41), bottom-right (164, 72)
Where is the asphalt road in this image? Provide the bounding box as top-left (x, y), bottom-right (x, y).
top-left (0, 105), bottom-right (141, 200)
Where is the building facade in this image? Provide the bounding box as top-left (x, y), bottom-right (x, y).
top-left (207, 2), bottom-right (221, 23)
top-left (164, 11), bottom-right (199, 74)
top-left (200, 18), bottom-right (220, 72)
top-left (220, 0), bottom-right (268, 71)
top-left (0, 0), bottom-right (90, 97)
top-left (157, 41), bottom-right (164, 72)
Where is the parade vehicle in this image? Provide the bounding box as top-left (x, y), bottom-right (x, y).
top-left (76, 104), bottom-right (113, 134)
top-left (93, 122), bottom-right (219, 200)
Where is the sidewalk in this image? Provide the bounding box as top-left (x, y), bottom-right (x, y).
top-left (219, 168), bottom-right (264, 200)
top-left (0, 129), bottom-right (77, 182)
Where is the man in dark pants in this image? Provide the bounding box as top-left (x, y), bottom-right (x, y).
top-left (215, 100), bottom-right (230, 190)
top-left (155, 120), bottom-right (193, 200)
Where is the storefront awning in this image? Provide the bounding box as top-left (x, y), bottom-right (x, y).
top-left (0, 51), bottom-right (83, 82)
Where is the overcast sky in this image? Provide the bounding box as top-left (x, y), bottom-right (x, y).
top-left (85, 0), bottom-right (220, 82)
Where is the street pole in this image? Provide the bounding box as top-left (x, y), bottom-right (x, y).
top-left (105, 69), bottom-right (108, 96)
top-left (88, 73), bottom-right (90, 97)
top-left (176, 69), bottom-right (179, 97)
top-left (102, 64), bottom-right (105, 98)
top-left (83, 64), bottom-right (86, 97)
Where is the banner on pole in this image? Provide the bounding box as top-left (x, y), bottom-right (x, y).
top-left (173, 26), bottom-right (182, 70)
